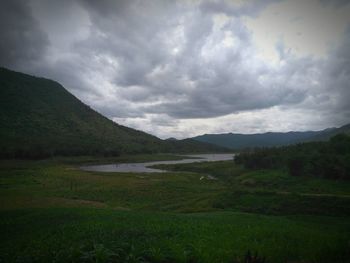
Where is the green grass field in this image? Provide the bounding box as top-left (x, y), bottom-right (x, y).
top-left (1, 155), bottom-right (350, 262)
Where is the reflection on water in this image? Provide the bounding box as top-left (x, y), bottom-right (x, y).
top-left (80, 154), bottom-right (235, 173)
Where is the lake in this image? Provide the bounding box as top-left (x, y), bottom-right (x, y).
top-left (80, 153), bottom-right (235, 173)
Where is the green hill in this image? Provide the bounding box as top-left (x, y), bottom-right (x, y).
top-left (235, 133), bottom-right (350, 180)
top-left (0, 67), bottom-right (227, 158)
top-left (192, 124), bottom-right (350, 150)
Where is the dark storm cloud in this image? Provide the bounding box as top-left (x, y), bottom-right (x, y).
top-left (77, 0), bottom-right (176, 88)
top-left (135, 16), bottom-right (316, 118)
top-left (70, 0), bottom-right (339, 119)
top-left (0, 0), bottom-right (49, 70)
top-left (1, 0), bottom-right (349, 137)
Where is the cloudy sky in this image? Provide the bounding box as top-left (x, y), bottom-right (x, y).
top-left (1, 0), bottom-right (350, 139)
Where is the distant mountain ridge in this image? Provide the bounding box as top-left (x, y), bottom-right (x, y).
top-left (0, 67), bottom-right (227, 158)
top-left (192, 124), bottom-right (350, 150)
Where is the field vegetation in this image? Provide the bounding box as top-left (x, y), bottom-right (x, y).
top-left (1, 152), bottom-right (350, 262)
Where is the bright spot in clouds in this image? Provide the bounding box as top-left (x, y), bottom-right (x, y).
top-left (245, 0), bottom-right (350, 62)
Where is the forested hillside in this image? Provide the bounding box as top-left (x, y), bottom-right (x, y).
top-left (235, 134), bottom-right (350, 180)
top-left (0, 67), bottom-right (227, 158)
top-left (192, 124), bottom-right (350, 150)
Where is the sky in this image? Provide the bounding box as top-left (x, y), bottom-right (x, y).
top-left (1, 0), bottom-right (350, 139)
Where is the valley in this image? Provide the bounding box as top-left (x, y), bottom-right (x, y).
top-left (0, 68), bottom-right (349, 262)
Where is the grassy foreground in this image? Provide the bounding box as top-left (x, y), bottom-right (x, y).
top-left (1, 208), bottom-right (349, 263)
top-left (1, 155), bottom-right (350, 262)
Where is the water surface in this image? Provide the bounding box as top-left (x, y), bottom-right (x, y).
top-left (81, 153), bottom-right (234, 173)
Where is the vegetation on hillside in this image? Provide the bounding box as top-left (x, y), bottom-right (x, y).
top-left (0, 67), bottom-right (227, 158)
top-left (235, 134), bottom-right (350, 180)
top-left (192, 124), bottom-right (350, 150)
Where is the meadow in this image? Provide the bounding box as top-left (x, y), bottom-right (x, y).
top-left (1, 155), bottom-right (350, 262)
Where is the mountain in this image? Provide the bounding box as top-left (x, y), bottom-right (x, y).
top-left (306, 124), bottom-right (350, 141)
top-left (165, 137), bottom-right (178, 141)
top-left (0, 67), bottom-right (227, 158)
top-left (164, 138), bottom-right (229, 153)
top-left (192, 124), bottom-right (350, 150)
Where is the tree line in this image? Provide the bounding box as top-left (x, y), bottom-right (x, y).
top-left (235, 134), bottom-right (350, 180)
